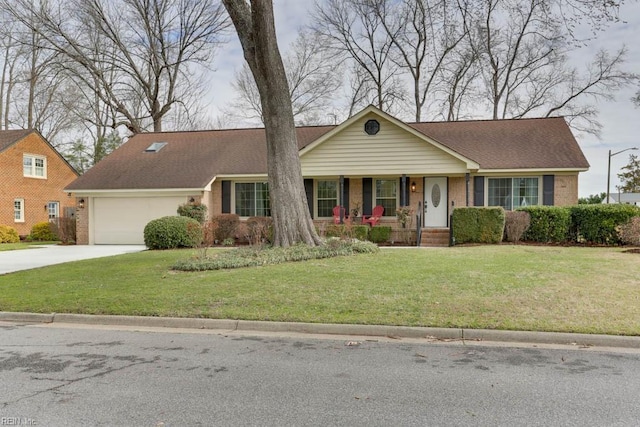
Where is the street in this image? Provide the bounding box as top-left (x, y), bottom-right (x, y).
top-left (1, 322), bottom-right (639, 426)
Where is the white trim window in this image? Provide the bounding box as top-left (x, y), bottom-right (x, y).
top-left (487, 177), bottom-right (540, 210)
top-left (235, 182), bottom-right (270, 217)
top-left (14, 198), bottom-right (25, 222)
top-left (23, 154), bottom-right (47, 178)
top-left (47, 201), bottom-right (60, 220)
top-left (375, 179), bottom-right (397, 217)
top-left (316, 180), bottom-right (338, 217)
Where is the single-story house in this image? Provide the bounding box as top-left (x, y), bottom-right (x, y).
top-left (65, 106), bottom-right (589, 245)
top-left (0, 129), bottom-right (79, 237)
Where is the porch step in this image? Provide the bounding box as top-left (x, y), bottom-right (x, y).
top-left (420, 228), bottom-right (450, 247)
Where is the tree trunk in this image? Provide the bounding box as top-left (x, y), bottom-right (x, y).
top-left (222, 0), bottom-right (321, 247)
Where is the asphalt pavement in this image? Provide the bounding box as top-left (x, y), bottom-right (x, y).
top-left (0, 244), bottom-right (147, 275)
top-left (1, 322), bottom-right (639, 426)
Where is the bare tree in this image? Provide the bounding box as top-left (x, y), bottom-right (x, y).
top-left (311, 0), bottom-right (405, 113)
top-left (228, 30), bottom-right (343, 126)
top-left (222, 0), bottom-right (321, 247)
top-left (3, 0), bottom-right (229, 133)
top-left (370, 0), bottom-right (470, 122)
top-left (464, 0), bottom-right (635, 135)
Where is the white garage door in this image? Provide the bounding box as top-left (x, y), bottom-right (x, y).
top-left (93, 196), bottom-right (186, 244)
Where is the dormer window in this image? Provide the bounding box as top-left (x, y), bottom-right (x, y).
top-left (145, 142), bottom-right (167, 152)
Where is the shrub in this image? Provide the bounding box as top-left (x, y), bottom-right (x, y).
top-left (143, 216), bottom-right (203, 250)
top-left (452, 207), bottom-right (505, 244)
top-left (246, 217), bottom-right (273, 245)
top-left (569, 204), bottom-right (640, 245)
top-left (519, 206), bottom-right (570, 243)
top-left (0, 225), bottom-right (20, 243)
top-left (617, 216), bottom-right (640, 246)
top-left (324, 223), bottom-right (369, 241)
top-left (351, 225), bottom-right (369, 241)
top-left (368, 226), bottom-right (392, 243)
top-left (503, 211), bottom-right (530, 243)
top-left (50, 217), bottom-right (76, 244)
top-left (213, 214), bottom-right (240, 242)
top-left (201, 220), bottom-right (218, 247)
top-left (177, 202), bottom-right (208, 224)
top-left (30, 221), bottom-right (58, 241)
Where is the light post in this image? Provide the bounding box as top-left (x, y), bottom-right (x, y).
top-left (607, 147), bottom-right (638, 203)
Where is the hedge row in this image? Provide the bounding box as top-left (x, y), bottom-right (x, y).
top-left (453, 204), bottom-right (640, 246)
top-left (519, 204), bottom-right (640, 244)
top-left (452, 207), bottom-right (505, 244)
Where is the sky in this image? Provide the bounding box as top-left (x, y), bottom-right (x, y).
top-left (206, 0), bottom-right (640, 198)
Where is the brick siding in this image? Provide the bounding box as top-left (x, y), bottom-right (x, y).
top-left (0, 133), bottom-right (78, 236)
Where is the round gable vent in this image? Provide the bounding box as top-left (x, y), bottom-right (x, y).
top-left (364, 119), bottom-right (380, 135)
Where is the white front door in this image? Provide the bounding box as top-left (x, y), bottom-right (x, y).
top-left (424, 177), bottom-right (448, 227)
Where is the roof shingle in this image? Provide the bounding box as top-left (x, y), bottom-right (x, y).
top-left (66, 117), bottom-right (588, 191)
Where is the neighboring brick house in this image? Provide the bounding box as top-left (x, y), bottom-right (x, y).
top-left (66, 106), bottom-right (590, 245)
top-left (0, 130), bottom-right (79, 237)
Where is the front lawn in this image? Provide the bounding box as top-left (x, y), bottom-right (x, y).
top-left (0, 246), bottom-right (638, 335)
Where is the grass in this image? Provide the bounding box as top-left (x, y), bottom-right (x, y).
top-left (0, 245), bottom-right (638, 335)
top-left (0, 241), bottom-right (59, 251)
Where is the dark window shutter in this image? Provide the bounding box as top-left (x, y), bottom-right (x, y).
top-left (304, 179), bottom-right (314, 218)
top-left (363, 178), bottom-right (373, 215)
top-left (403, 177), bottom-right (411, 206)
top-left (343, 178), bottom-right (350, 212)
top-left (543, 175), bottom-right (555, 206)
top-left (473, 176), bottom-right (484, 207)
top-left (221, 180), bottom-right (231, 213)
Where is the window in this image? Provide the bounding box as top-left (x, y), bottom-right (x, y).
top-left (364, 119), bottom-right (380, 135)
top-left (375, 179), bottom-right (397, 216)
top-left (23, 154), bottom-right (46, 178)
top-left (235, 182), bottom-right (270, 217)
top-left (47, 202), bottom-right (60, 220)
top-left (317, 180), bottom-right (338, 217)
top-left (14, 199), bottom-right (24, 222)
top-left (488, 177), bottom-right (539, 210)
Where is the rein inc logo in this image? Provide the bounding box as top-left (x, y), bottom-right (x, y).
top-left (1, 418), bottom-right (37, 426)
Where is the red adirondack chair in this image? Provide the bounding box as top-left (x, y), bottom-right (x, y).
top-left (333, 205), bottom-right (346, 224)
top-left (362, 205), bottom-right (384, 226)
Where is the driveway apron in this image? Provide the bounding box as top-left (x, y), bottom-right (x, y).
top-left (0, 245), bottom-right (146, 275)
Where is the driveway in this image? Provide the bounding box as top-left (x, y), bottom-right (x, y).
top-left (0, 245), bottom-right (146, 275)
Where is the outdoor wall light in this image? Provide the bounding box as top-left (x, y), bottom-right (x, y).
top-left (189, 197), bottom-right (196, 203)
top-left (78, 198), bottom-right (85, 209)
top-left (411, 181), bottom-right (417, 192)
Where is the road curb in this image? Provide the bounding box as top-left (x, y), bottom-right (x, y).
top-left (462, 329), bottom-right (640, 349)
top-left (1, 311), bottom-right (638, 349)
top-left (0, 312), bottom-right (55, 323)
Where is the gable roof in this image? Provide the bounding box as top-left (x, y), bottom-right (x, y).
top-left (66, 107), bottom-right (589, 191)
top-left (0, 129), bottom-right (37, 153)
top-left (0, 129), bottom-right (79, 176)
top-left (299, 105), bottom-right (480, 169)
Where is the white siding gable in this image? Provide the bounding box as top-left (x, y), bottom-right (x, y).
top-left (300, 114), bottom-right (468, 176)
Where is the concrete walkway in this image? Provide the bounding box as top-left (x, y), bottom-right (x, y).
top-left (0, 244), bottom-right (147, 275)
